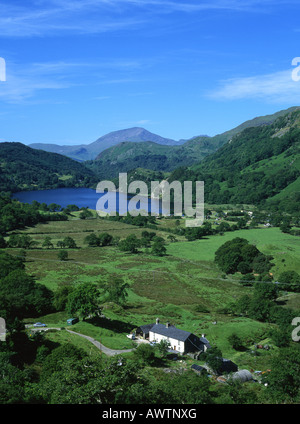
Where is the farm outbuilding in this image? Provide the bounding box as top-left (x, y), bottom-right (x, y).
top-left (191, 364), bottom-right (206, 375)
top-left (67, 317), bottom-right (79, 325)
top-left (136, 323), bottom-right (156, 339)
top-left (218, 358), bottom-right (238, 374)
top-left (232, 369), bottom-right (253, 383)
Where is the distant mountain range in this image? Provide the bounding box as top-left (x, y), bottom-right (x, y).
top-left (28, 107), bottom-right (300, 164)
top-left (1, 106), bottom-right (299, 212)
top-left (85, 106), bottom-right (300, 179)
top-left (29, 127), bottom-right (185, 161)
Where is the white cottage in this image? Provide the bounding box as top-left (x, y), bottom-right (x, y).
top-left (148, 319), bottom-right (210, 354)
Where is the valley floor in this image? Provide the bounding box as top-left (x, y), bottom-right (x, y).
top-left (5, 213), bottom-right (300, 377)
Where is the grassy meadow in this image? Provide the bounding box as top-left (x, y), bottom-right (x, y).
top-left (6, 214), bottom-right (300, 371)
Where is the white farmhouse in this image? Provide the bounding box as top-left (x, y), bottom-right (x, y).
top-left (148, 319), bottom-right (210, 354)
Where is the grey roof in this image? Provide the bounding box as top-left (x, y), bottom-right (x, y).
top-left (219, 358), bottom-right (238, 372)
top-left (200, 336), bottom-right (211, 346)
top-left (191, 364), bottom-right (205, 372)
top-left (150, 323), bottom-right (192, 342)
top-left (232, 370), bottom-right (253, 383)
top-left (137, 323), bottom-right (155, 333)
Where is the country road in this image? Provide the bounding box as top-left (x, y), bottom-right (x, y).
top-left (26, 325), bottom-right (138, 356)
top-left (65, 329), bottom-right (136, 356)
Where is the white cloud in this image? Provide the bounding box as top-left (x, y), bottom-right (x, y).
top-left (0, 59), bottom-right (144, 103)
top-left (208, 69), bottom-right (300, 103)
top-left (0, 0), bottom-right (297, 37)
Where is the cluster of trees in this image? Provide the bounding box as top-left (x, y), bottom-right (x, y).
top-left (277, 271), bottom-right (300, 292)
top-left (53, 277), bottom-right (130, 320)
top-left (230, 281), bottom-right (299, 332)
top-left (0, 252), bottom-right (53, 325)
top-left (84, 232), bottom-right (113, 247)
top-left (3, 235), bottom-right (78, 252)
top-left (118, 233), bottom-right (166, 256)
top-left (0, 339), bottom-right (215, 404)
top-left (0, 196), bottom-right (71, 237)
top-left (6, 234), bottom-right (38, 249)
top-left (215, 237), bottom-right (274, 276)
top-left (106, 213), bottom-right (157, 228)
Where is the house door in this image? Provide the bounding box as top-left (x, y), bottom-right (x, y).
top-left (174, 345), bottom-right (176, 350)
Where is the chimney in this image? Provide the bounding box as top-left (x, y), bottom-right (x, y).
top-left (202, 333), bottom-right (206, 338)
top-left (156, 318), bottom-right (160, 325)
top-left (166, 322), bottom-right (170, 328)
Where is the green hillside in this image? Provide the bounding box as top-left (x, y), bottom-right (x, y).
top-left (85, 138), bottom-right (217, 179)
top-left (168, 109), bottom-right (300, 212)
top-left (86, 107), bottom-right (300, 181)
top-left (0, 142), bottom-right (98, 193)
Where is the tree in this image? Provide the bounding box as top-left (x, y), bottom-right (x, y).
top-left (42, 236), bottom-right (53, 249)
top-left (63, 236), bottom-right (77, 249)
top-left (280, 221), bottom-right (291, 234)
top-left (269, 327), bottom-right (290, 348)
top-left (278, 271), bottom-right (300, 292)
top-left (247, 282), bottom-right (279, 322)
top-left (118, 234), bottom-right (140, 254)
top-left (53, 285), bottom-right (73, 311)
top-left (266, 346), bottom-right (300, 402)
top-left (48, 203), bottom-right (61, 212)
top-left (7, 234), bottom-right (38, 249)
top-left (151, 236), bottom-right (166, 256)
top-left (0, 353), bottom-right (27, 404)
top-left (0, 235), bottom-right (6, 248)
top-left (57, 250), bottom-right (68, 261)
top-left (103, 277), bottom-right (129, 305)
top-left (235, 295), bottom-right (251, 315)
top-left (157, 339), bottom-right (170, 358)
top-left (203, 346), bottom-right (223, 375)
top-left (56, 240), bottom-right (66, 249)
top-left (79, 209), bottom-right (93, 220)
top-left (228, 333), bottom-right (244, 351)
top-left (66, 283), bottom-right (101, 320)
top-left (84, 233), bottom-right (99, 247)
top-left (239, 273), bottom-right (256, 287)
top-left (133, 343), bottom-right (156, 365)
top-left (0, 269), bottom-right (53, 321)
top-left (215, 237), bottom-right (273, 275)
top-left (98, 232), bottom-right (113, 247)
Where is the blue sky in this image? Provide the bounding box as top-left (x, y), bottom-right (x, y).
top-left (0, 0), bottom-right (300, 145)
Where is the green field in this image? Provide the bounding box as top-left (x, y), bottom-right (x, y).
top-left (8, 217), bottom-right (300, 371)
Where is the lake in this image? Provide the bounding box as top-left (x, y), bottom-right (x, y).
top-left (13, 187), bottom-right (163, 215)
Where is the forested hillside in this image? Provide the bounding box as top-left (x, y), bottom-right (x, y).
top-left (0, 143), bottom-right (98, 193)
top-left (85, 138), bottom-right (218, 179)
top-left (169, 109), bottom-right (300, 212)
top-left (85, 107), bottom-right (300, 181)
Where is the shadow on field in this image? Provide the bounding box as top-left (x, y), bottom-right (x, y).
top-left (85, 316), bottom-right (135, 334)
